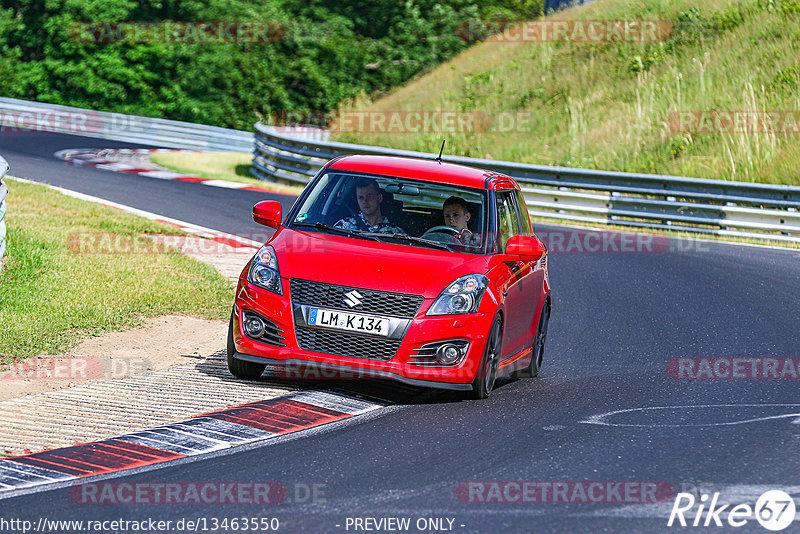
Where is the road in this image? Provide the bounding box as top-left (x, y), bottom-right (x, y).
top-left (1, 131), bottom-right (799, 533)
top-left (0, 131), bottom-right (294, 236)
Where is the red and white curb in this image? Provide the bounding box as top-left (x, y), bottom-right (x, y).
top-left (0, 179), bottom-right (388, 495)
top-left (54, 148), bottom-right (287, 194)
top-left (8, 176), bottom-right (260, 251)
top-left (0, 391), bottom-right (384, 494)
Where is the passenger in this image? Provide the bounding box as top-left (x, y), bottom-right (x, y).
top-left (442, 196), bottom-right (480, 246)
top-left (334, 178), bottom-right (405, 234)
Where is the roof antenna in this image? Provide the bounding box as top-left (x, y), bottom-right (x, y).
top-left (435, 139), bottom-right (445, 164)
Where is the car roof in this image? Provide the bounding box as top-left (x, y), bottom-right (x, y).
top-left (327, 154), bottom-right (515, 190)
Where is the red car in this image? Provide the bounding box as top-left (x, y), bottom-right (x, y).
top-left (228, 155), bottom-right (551, 398)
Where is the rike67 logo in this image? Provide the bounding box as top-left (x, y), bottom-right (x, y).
top-left (668, 490), bottom-right (796, 531)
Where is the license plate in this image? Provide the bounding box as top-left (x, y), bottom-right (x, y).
top-left (307, 308), bottom-right (390, 337)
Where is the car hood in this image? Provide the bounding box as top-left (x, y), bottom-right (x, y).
top-left (270, 228), bottom-right (491, 297)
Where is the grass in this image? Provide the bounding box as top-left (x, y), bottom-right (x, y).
top-left (150, 151), bottom-right (306, 195)
top-left (331, 0), bottom-right (800, 185)
top-left (0, 178), bottom-right (234, 364)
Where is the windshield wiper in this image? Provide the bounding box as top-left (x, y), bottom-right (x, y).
top-left (363, 232), bottom-right (451, 251)
top-left (293, 222), bottom-right (381, 241)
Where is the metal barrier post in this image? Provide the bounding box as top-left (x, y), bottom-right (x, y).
top-left (0, 155), bottom-right (9, 271)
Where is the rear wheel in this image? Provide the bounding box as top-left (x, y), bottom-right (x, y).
top-left (514, 302), bottom-right (550, 379)
top-left (467, 316), bottom-right (503, 399)
top-left (227, 311), bottom-right (266, 380)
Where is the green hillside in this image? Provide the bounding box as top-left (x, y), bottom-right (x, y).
top-left (332, 0), bottom-right (800, 184)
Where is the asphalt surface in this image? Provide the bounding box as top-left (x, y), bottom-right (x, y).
top-left (2, 131), bottom-right (800, 533)
top-left (0, 131), bottom-right (295, 237)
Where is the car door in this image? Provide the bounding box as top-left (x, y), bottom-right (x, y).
top-left (514, 189), bottom-right (545, 343)
top-left (495, 190), bottom-right (541, 360)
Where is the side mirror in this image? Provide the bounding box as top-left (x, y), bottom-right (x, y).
top-left (505, 235), bottom-right (544, 261)
top-left (253, 200), bottom-right (282, 228)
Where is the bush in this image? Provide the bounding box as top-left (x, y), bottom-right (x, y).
top-left (0, 0), bottom-right (539, 130)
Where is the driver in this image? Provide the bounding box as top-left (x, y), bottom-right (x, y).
top-left (334, 178), bottom-right (406, 234)
top-left (442, 196), bottom-right (480, 245)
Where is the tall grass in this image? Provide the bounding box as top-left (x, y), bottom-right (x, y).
top-left (333, 0), bottom-right (800, 185)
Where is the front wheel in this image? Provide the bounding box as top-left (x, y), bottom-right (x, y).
top-left (227, 311), bottom-right (266, 380)
top-left (467, 316), bottom-right (503, 399)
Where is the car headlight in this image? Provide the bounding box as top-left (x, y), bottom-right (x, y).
top-left (247, 244), bottom-right (282, 294)
top-left (427, 274), bottom-right (488, 316)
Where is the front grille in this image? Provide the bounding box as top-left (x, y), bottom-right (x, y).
top-left (290, 279), bottom-right (423, 318)
top-left (296, 327), bottom-right (401, 361)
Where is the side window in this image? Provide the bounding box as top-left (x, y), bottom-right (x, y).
top-left (496, 191), bottom-right (520, 251)
top-left (515, 190), bottom-right (532, 236)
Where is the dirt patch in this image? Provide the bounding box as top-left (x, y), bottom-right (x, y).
top-left (0, 237), bottom-right (256, 403)
top-left (0, 315), bottom-right (228, 402)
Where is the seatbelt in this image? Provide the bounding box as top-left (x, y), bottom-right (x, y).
top-left (354, 213), bottom-right (372, 232)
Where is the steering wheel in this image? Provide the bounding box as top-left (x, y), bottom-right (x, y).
top-left (423, 225), bottom-right (461, 237)
top-left (422, 225), bottom-right (462, 244)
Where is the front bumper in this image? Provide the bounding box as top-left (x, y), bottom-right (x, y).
top-left (232, 352), bottom-right (474, 391)
top-left (232, 279), bottom-right (495, 389)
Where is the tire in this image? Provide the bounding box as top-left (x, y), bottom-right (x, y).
top-left (467, 316), bottom-right (503, 399)
top-left (514, 302), bottom-right (550, 379)
top-left (227, 311), bottom-right (266, 380)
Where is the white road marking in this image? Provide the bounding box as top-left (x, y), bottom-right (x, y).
top-left (581, 404), bottom-right (800, 427)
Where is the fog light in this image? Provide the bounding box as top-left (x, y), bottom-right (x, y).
top-left (436, 344), bottom-right (461, 365)
top-left (245, 316), bottom-right (265, 338)
top-left (410, 340), bottom-right (470, 367)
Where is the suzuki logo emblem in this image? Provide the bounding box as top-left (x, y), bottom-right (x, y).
top-left (343, 290), bottom-right (363, 308)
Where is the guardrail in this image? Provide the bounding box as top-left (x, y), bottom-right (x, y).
top-left (252, 122), bottom-right (800, 243)
top-left (0, 97), bottom-right (252, 151)
top-left (0, 155), bottom-right (9, 271)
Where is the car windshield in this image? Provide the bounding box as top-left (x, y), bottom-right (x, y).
top-left (289, 171), bottom-right (488, 253)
